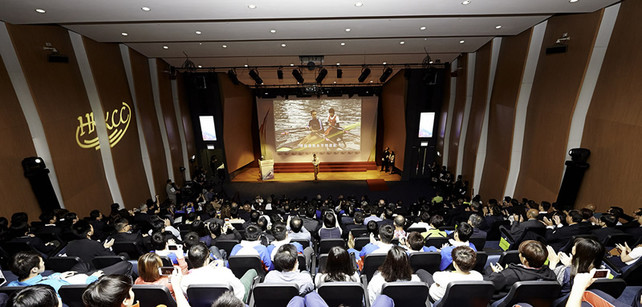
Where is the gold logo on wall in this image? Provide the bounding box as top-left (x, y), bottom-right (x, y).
top-left (76, 102), bottom-right (132, 150)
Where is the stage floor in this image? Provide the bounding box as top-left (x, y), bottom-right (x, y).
top-left (231, 167), bottom-right (401, 182)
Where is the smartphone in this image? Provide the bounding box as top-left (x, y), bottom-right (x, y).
top-left (158, 266), bottom-right (175, 276)
top-left (168, 245), bottom-right (179, 251)
top-left (592, 269), bottom-right (609, 279)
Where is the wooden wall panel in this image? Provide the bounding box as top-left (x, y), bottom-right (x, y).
top-left (156, 59), bottom-right (184, 186)
top-left (220, 73), bottom-right (255, 173)
top-left (83, 38), bottom-right (149, 207)
top-left (129, 50), bottom-right (168, 198)
top-left (461, 41), bottom-right (492, 190)
top-left (0, 52), bottom-right (41, 219)
top-left (7, 24), bottom-right (112, 216)
top-left (577, 0), bottom-right (642, 213)
top-left (478, 29), bottom-right (532, 200)
top-left (447, 54), bottom-right (468, 173)
top-left (381, 70), bottom-right (407, 171)
top-left (514, 12), bottom-right (602, 202)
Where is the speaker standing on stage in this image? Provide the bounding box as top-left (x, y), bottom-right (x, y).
top-left (381, 147), bottom-right (390, 172)
top-left (313, 154), bottom-right (320, 181)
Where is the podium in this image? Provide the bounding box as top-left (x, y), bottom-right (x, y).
top-left (259, 159), bottom-right (274, 180)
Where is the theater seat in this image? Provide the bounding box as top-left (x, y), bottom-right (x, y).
top-left (59, 285), bottom-right (88, 307)
top-left (46, 256), bottom-right (81, 272)
top-left (251, 283), bottom-right (299, 307)
top-left (318, 282), bottom-right (367, 307)
top-left (362, 254), bottom-right (387, 281)
top-left (214, 240), bottom-right (240, 257)
top-left (132, 284), bottom-right (177, 307)
top-left (319, 239), bottom-right (345, 254)
top-left (433, 281), bottom-right (495, 307)
top-left (409, 252), bottom-right (441, 274)
top-left (91, 255), bottom-right (127, 269)
top-left (186, 284), bottom-right (233, 307)
top-left (498, 251), bottom-right (520, 267)
top-left (381, 281), bottom-right (429, 306)
top-left (494, 281), bottom-right (561, 307)
top-left (228, 255), bottom-right (266, 279)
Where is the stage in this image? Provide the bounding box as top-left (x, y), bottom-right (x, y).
top-left (231, 167), bottom-right (401, 183)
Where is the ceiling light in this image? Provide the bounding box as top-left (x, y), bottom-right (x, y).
top-left (496, 25), bottom-right (502, 29)
top-left (198, 65), bottom-right (202, 68)
top-left (35, 8), bottom-right (46, 14)
top-left (333, 81), bottom-right (337, 84)
top-left (121, 32), bottom-right (128, 37)
top-left (429, 60), bottom-right (434, 64)
top-left (337, 68), bottom-right (343, 78)
top-left (292, 69), bottom-right (305, 83)
top-left (380, 67), bottom-right (393, 82)
top-left (316, 68), bottom-right (328, 83)
top-left (370, 80), bottom-right (374, 83)
top-left (141, 7), bottom-right (151, 12)
top-left (277, 68), bottom-right (283, 79)
top-left (290, 63), bottom-right (294, 66)
top-left (569, 0), bottom-right (579, 2)
top-left (336, 63), bottom-right (341, 66)
top-left (420, 26), bottom-right (427, 31)
top-left (345, 28), bottom-right (351, 32)
top-left (460, 40), bottom-right (465, 44)
top-left (281, 43), bottom-right (287, 47)
top-left (222, 44), bottom-right (227, 48)
top-left (270, 29), bottom-right (277, 33)
top-left (382, 61), bottom-right (387, 65)
top-left (162, 45), bottom-right (169, 49)
top-left (358, 67), bottom-right (371, 82)
top-left (195, 31), bottom-right (202, 35)
top-left (355, 2), bottom-right (363, 7)
top-left (340, 42), bottom-right (346, 46)
top-left (199, 42), bottom-right (203, 46)
top-left (248, 69), bottom-right (263, 84)
top-left (248, 4), bottom-right (257, 9)
top-left (399, 41), bottom-right (405, 45)
top-left (244, 64), bottom-right (248, 67)
top-left (462, 0), bottom-right (471, 4)
top-left (227, 70), bottom-right (240, 85)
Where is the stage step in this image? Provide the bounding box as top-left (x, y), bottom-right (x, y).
top-left (274, 161), bottom-right (377, 173)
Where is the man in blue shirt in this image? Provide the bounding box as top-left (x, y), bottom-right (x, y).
top-left (439, 223), bottom-right (477, 270)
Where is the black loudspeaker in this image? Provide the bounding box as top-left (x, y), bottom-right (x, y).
top-left (22, 157), bottom-right (61, 212)
top-left (556, 148), bottom-right (590, 210)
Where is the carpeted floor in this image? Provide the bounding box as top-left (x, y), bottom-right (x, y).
top-left (366, 179), bottom-right (389, 191)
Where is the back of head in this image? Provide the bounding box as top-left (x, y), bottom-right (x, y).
top-left (379, 225), bottom-right (394, 244)
top-left (518, 240), bottom-right (548, 268)
top-left (9, 285), bottom-right (58, 307)
top-left (10, 212), bottom-right (28, 226)
top-left (393, 215), bottom-right (405, 227)
top-left (137, 253), bottom-right (162, 282)
top-left (323, 212), bottom-right (336, 228)
top-left (366, 221), bottom-right (379, 236)
top-left (452, 246), bottom-right (476, 272)
top-left (114, 218), bottom-right (129, 232)
top-left (324, 246), bottom-right (355, 279)
top-left (379, 246), bottom-right (412, 282)
top-left (150, 232), bottom-right (168, 250)
top-left (183, 232), bottom-right (201, 249)
top-left (568, 210), bottom-right (583, 223)
top-left (11, 251), bottom-right (41, 280)
top-left (580, 208), bottom-right (593, 220)
top-left (600, 214), bottom-right (618, 227)
top-left (354, 211), bottom-right (365, 225)
top-left (244, 224), bottom-right (261, 241)
top-left (290, 217), bottom-right (303, 233)
top-left (209, 222), bottom-right (222, 236)
top-left (72, 220), bottom-right (92, 238)
top-left (273, 224), bottom-right (287, 241)
top-left (187, 243), bottom-right (210, 269)
top-left (429, 215), bottom-right (444, 228)
top-left (541, 201), bottom-right (551, 211)
top-left (273, 244), bottom-right (297, 272)
top-left (420, 211), bottom-right (430, 223)
top-left (526, 209), bottom-right (539, 220)
top-left (455, 222), bottom-right (473, 242)
top-left (468, 214), bottom-right (482, 228)
top-left (82, 275), bottom-right (133, 307)
top-left (572, 238), bottom-right (605, 277)
top-left (212, 291), bottom-right (245, 307)
top-left (9, 221), bottom-right (29, 237)
top-left (406, 232), bottom-right (424, 251)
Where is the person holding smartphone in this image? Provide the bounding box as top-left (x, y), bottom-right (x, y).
top-left (135, 252), bottom-right (188, 299)
top-left (546, 237), bottom-right (606, 300)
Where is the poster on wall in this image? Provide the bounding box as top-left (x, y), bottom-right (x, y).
top-left (273, 98), bottom-right (361, 152)
top-left (199, 115), bottom-right (217, 141)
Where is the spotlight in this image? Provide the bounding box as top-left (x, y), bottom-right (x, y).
top-left (379, 67), bottom-right (393, 82)
top-left (277, 68), bottom-right (283, 80)
top-left (292, 69), bottom-right (304, 83)
top-left (336, 68), bottom-right (343, 79)
top-left (249, 69), bottom-right (263, 85)
top-left (227, 69), bottom-right (240, 85)
top-left (316, 68), bottom-right (328, 83)
top-left (358, 67), bottom-right (371, 82)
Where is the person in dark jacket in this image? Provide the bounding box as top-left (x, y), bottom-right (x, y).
top-left (484, 240), bottom-right (557, 301)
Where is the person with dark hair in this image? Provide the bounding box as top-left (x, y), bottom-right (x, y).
top-left (358, 225), bottom-right (395, 262)
top-left (264, 244), bottom-right (313, 295)
top-left (267, 224), bottom-right (305, 269)
top-left (287, 216), bottom-right (312, 246)
top-left (547, 237), bottom-right (605, 298)
top-left (467, 214), bottom-right (487, 239)
top-left (107, 218), bottom-right (146, 256)
top-left (211, 291), bottom-right (245, 307)
top-left (318, 212), bottom-right (342, 240)
top-left (409, 211), bottom-right (431, 230)
top-left (8, 285), bottom-right (60, 307)
top-left (546, 210), bottom-right (591, 251)
top-left (365, 220), bottom-right (379, 237)
top-left (404, 231), bottom-right (437, 253)
top-left (367, 246), bottom-right (420, 303)
top-left (484, 240), bottom-right (556, 300)
top-left (65, 220), bottom-right (116, 267)
top-left (625, 209), bottom-right (642, 238)
top-left (591, 214), bottom-right (624, 245)
top-left (507, 209), bottom-right (545, 242)
top-left (302, 206), bottom-right (321, 234)
top-left (427, 246), bottom-right (483, 302)
top-left (8, 251), bottom-right (101, 293)
top-left (181, 243), bottom-right (255, 302)
top-left (314, 246), bottom-right (359, 287)
top-left (230, 224), bottom-right (272, 271)
top-left (421, 215), bottom-right (447, 238)
top-left (134, 252), bottom-right (187, 299)
top-left (5, 221), bottom-right (57, 256)
top-left (439, 223), bottom-right (476, 270)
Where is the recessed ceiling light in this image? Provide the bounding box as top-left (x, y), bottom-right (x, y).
top-left (333, 81), bottom-right (337, 84)
top-left (420, 26), bottom-right (427, 31)
top-left (162, 45), bottom-right (169, 49)
top-left (281, 43), bottom-right (287, 47)
top-left (429, 60), bottom-right (434, 64)
top-left (141, 7), bottom-right (151, 12)
top-left (340, 42), bottom-right (346, 46)
top-left (290, 63), bottom-right (294, 66)
top-left (495, 25), bottom-right (502, 29)
top-left (399, 41), bottom-right (405, 45)
top-left (35, 8), bottom-right (46, 14)
top-left (336, 63), bottom-right (341, 66)
top-left (569, 0), bottom-right (579, 2)
top-left (355, 2), bottom-right (363, 7)
top-left (222, 44), bottom-right (228, 48)
top-left (248, 4), bottom-right (257, 9)
top-left (270, 29), bottom-right (277, 33)
top-left (370, 80), bottom-right (374, 83)
top-left (460, 40), bottom-right (465, 44)
top-left (462, 0), bottom-right (471, 4)
top-left (121, 32), bottom-right (128, 37)
top-left (198, 65), bottom-right (202, 68)
top-left (382, 62), bottom-right (387, 65)
top-left (199, 42), bottom-right (203, 46)
top-left (345, 28), bottom-right (351, 32)
top-left (195, 30), bottom-right (202, 35)
top-left (244, 64), bottom-right (249, 67)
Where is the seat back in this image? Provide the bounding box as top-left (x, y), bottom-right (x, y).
top-left (409, 252), bottom-right (441, 274)
top-left (474, 251), bottom-right (488, 273)
top-left (252, 283), bottom-right (299, 307)
top-left (350, 228), bottom-right (368, 238)
top-left (319, 239), bottom-right (345, 254)
top-left (407, 227), bottom-right (427, 233)
top-left (498, 251), bottom-right (521, 267)
top-left (59, 285), bottom-right (88, 307)
top-left (621, 256), bottom-right (642, 286)
top-left (291, 239), bottom-right (310, 249)
top-left (214, 240), bottom-right (240, 257)
top-left (363, 254), bottom-right (387, 281)
top-left (0, 286), bottom-right (25, 297)
top-left (470, 237), bottom-right (486, 251)
top-left (425, 237), bottom-right (449, 249)
top-left (559, 235), bottom-right (597, 254)
top-left (354, 237), bottom-right (370, 251)
top-left (186, 284), bottom-right (233, 307)
top-left (2, 241), bottom-right (38, 257)
top-left (228, 255), bottom-right (266, 279)
top-left (588, 278), bottom-right (627, 299)
top-left (91, 255), bottom-right (126, 269)
top-left (132, 284), bottom-right (177, 307)
top-left (487, 220), bottom-right (510, 241)
top-left (318, 253), bottom-right (329, 272)
top-left (497, 281), bottom-right (561, 307)
top-left (434, 281), bottom-right (495, 307)
top-left (112, 241), bottom-right (142, 260)
top-left (317, 282), bottom-right (366, 307)
top-left (46, 256), bottom-right (81, 272)
top-left (604, 233), bottom-right (635, 248)
top-left (381, 281), bottom-right (429, 306)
